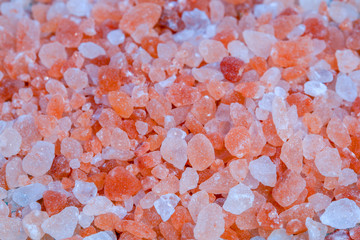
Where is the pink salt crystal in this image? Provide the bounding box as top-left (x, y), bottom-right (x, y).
top-left (0, 127), bottom-right (21, 157)
top-left (199, 167), bottom-right (238, 194)
top-left (5, 157), bottom-right (25, 189)
top-left (160, 128), bottom-right (187, 170)
top-left (193, 203), bottom-right (225, 240)
top-left (280, 133), bottom-right (303, 173)
top-left (302, 134), bottom-right (325, 160)
top-left (223, 183), bottom-right (254, 215)
top-left (38, 42), bottom-right (67, 69)
top-left (179, 167), bottom-right (199, 194)
top-left (248, 120), bottom-right (266, 157)
top-left (0, 217), bottom-right (27, 240)
top-left (249, 156), bottom-right (277, 187)
top-left (272, 96), bottom-right (292, 142)
top-left (198, 39), bottom-right (228, 63)
top-left (225, 126), bottom-right (251, 158)
top-left (308, 193), bottom-right (331, 212)
top-left (243, 30), bottom-right (277, 58)
top-left (140, 191), bottom-right (159, 209)
top-left (305, 218), bottom-right (328, 240)
top-left (0, 201), bottom-right (8, 216)
top-left (66, 0), bottom-right (90, 17)
top-left (229, 159), bottom-right (248, 182)
top-left (326, 117), bottom-right (351, 148)
top-left (22, 210), bottom-right (49, 240)
top-left (22, 141), bottom-right (55, 177)
top-left (151, 164), bottom-right (169, 180)
top-left (335, 49), bottom-right (360, 74)
top-left (152, 175), bottom-right (180, 196)
top-left (338, 168), bottom-right (357, 186)
top-left (135, 121), bottom-right (148, 135)
top-left (191, 95), bottom-right (216, 124)
top-left (187, 134), bottom-right (215, 171)
top-left (78, 42), bottom-right (106, 59)
top-left (45, 79), bottom-right (67, 97)
top-left (61, 137), bottom-right (83, 159)
top-left (63, 68), bottom-right (88, 90)
top-left (16, 18), bottom-right (40, 52)
top-left (188, 190), bottom-right (210, 222)
top-left (315, 147), bottom-right (342, 177)
top-left (110, 128), bottom-right (130, 151)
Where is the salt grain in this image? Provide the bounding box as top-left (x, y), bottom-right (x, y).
top-left (79, 42), bottom-right (106, 59)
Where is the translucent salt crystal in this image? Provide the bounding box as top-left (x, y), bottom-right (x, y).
top-left (287, 24), bottom-right (306, 40)
top-left (308, 69), bottom-right (333, 83)
top-left (308, 193), bottom-right (331, 212)
top-left (22, 141), bottom-right (55, 178)
top-left (0, 217), bottom-right (27, 240)
top-left (123, 196), bottom-right (133, 212)
top-left (0, 128), bottom-right (21, 157)
top-left (304, 81), bottom-right (327, 97)
top-left (329, 1), bottom-right (358, 24)
top-left (335, 73), bottom-right (357, 102)
top-left (78, 212), bottom-right (94, 228)
top-left (259, 93), bottom-right (275, 111)
top-left (66, 0), bottom-right (90, 17)
top-left (302, 134), bottom-right (325, 160)
top-left (12, 183), bottom-right (47, 207)
top-left (47, 2), bottom-right (68, 20)
top-left (61, 137), bottom-right (83, 159)
top-left (320, 198), bottom-right (360, 229)
top-left (41, 206), bottom-right (79, 239)
top-left (188, 191), bottom-right (209, 221)
top-left (107, 30), bottom-right (125, 45)
top-left (179, 167), bottom-right (199, 194)
top-left (39, 42), bottom-right (67, 69)
top-left (199, 39), bottom-right (227, 63)
top-left (339, 168), bottom-right (357, 186)
top-left (188, 134), bottom-right (215, 171)
top-left (64, 68), bottom-right (89, 90)
top-left (336, 49), bottom-right (360, 74)
top-left (0, 200), bottom-right (9, 216)
top-left (83, 196), bottom-right (114, 216)
top-left (272, 96), bottom-right (292, 142)
top-left (306, 218), bottom-right (327, 240)
top-left (299, 0), bottom-right (324, 11)
top-left (83, 231), bottom-right (114, 240)
top-left (251, 237), bottom-right (266, 240)
top-left (140, 191), bottom-right (159, 209)
top-left (255, 107), bottom-right (269, 121)
top-left (22, 210), bottom-right (48, 240)
top-left (223, 183), bottom-right (254, 215)
top-left (110, 205), bottom-right (127, 219)
top-left (110, 128), bottom-right (130, 151)
top-left (73, 180), bottom-right (97, 204)
top-left (315, 147), bottom-right (342, 177)
top-left (228, 40), bottom-right (250, 63)
top-left (160, 129), bottom-right (187, 170)
top-left (249, 156), bottom-right (276, 187)
top-left (135, 121), bottom-right (148, 135)
top-left (182, 8), bottom-right (210, 31)
top-left (0, 188), bottom-right (7, 200)
top-left (79, 42), bottom-right (106, 59)
top-left (194, 203), bottom-right (225, 240)
top-left (253, 2), bottom-right (281, 18)
top-left (69, 158), bottom-right (80, 169)
top-left (154, 193), bottom-right (180, 221)
top-left (274, 87), bottom-right (287, 98)
top-left (243, 30), bottom-right (277, 58)
top-left (267, 229), bottom-right (291, 240)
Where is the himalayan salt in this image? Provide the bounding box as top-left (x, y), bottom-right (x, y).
top-left (179, 167), bottom-right (199, 194)
top-left (140, 191), bottom-right (159, 209)
top-left (243, 30), bottom-right (277, 58)
top-left (0, 217), bottom-right (27, 240)
top-left (67, 0), bottom-right (90, 17)
top-left (336, 49), bottom-right (360, 74)
top-left (272, 96), bottom-right (292, 142)
top-left (308, 193), bottom-right (332, 212)
top-left (188, 190), bottom-right (210, 222)
top-left (280, 133), bottom-right (303, 173)
top-left (328, 1), bottom-right (358, 24)
top-left (61, 137), bottom-right (83, 159)
top-left (38, 42), bottom-right (67, 68)
top-left (315, 147), bottom-right (342, 177)
top-left (22, 141), bottom-right (55, 177)
top-left (104, 166), bottom-right (141, 201)
top-left (22, 210), bottom-right (49, 240)
top-left (327, 117), bottom-right (351, 148)
top-left (83, 232), bottom-right (113, 240)
top-left (338, 168), bottom-right (357, 186)
top-left (6, 157), bottom-right (25, 189)
top-left (225, 126), bottom-right (251, 158)
top-left (223, 183), bottom-right (254, 215)
top-left (199, 167), bottom-right (238, 194)
top-left (228, 40), bottom-right (250, 62)
top-left (152, 175), bottom-right (179, 196)
top-left (79, 42), bottom-right (106, 59)
top-left (110, 128), bottom-right (130, 150)
top-left (73, 180), bottom-right (98, 204)
top-left (13, 183), bottom-right (47, 207)
top-left (64, 68), bottom-right (88, 90)
top-left (193, 203), bottom-right (225, 240)
top-left (154, 193), bottom-right (180, 221)
top-left (335, 73), bottom-right (357, 102)
top-left (160, 128), bottom-right (187, 170)
top-left (107, 30), bottom-right (125, 45)
top-left (268, 229), bottom-right (291, 240)
top-left (302, 134), bottom-right (325, 160)
top-left (41, 206), bottom-right (79, 239)
top-left (83, 196), bottom-right (114, 216)
top-left (304, 81), bottom-right (327, 97)
top-left (166, 83), bottom-right (201, 107)
top-left (187, 133), bottom-right (215, 171)
top-left (320, 198), bottom-right (360, 229)
top-left (56, 18), bottom-right (83, 48)
top-left (305, 218), bottom-right (327, 240)
top-left (108, 91), bottom-right (133, 118)
top-left (307, 68), bottom-right (333, 83)
top-left (257, 202), bottom-right (282, 230)
top-left (43, 190), bottom-right (68, 216)
top-left (16, 18), bottom-right (40, 52)
top-left (198, 39), bottom-right (228, 63)
top-left (0, 127), bottom-right (21, 157)
top-left (220, 56), bottom-right (245, 82)
top-left (78, 212), bottom-right (94, 228)
top-left (229, 159), bottom-right (248, 182)
top-left (249, 156), bottom-right (277, 187)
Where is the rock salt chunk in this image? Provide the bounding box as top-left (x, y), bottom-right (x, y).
top-left (22, 141), bottom-right (55, 177)
top-left (39, 42), bottom-right (67, 69)
top-left (0, 128), bottom-right (21, 157)
top-left (41, 206), bottom-right (79, 239)
top-left (302, 134), bottom-right (325, 160)
top-left (228, 40), bottom-right (250, 63)
top-left (308, 193), bottom-right (331, 212)
top-left (268, 229), bottom-right (292, 240)
top-left (61, 137), bottom-right (83, 159)
top-left (304, 81), bottom-right (327, 97)
top-left (83, 196), bottom-right (114, 216)
top-left (187, 134), bottom-right (215, 171)
top-left (110, 128), bottom-right (130, 150)
top-left (107, 30), bottom-right (125, 45)
top-left (83, 231), bottom-right (113, 240)
top-left (6, 157), bottom-right (25, 189)
top-left (249, 156), bottom-right (277, 187)
top-left (64, 68), bottom-right (89, 90)
top-left (182, 8), bottom-right (210, 31)
top-left (154, 193), bottom-right (180, 221)
top-left (199, 39), bottom-right (227, 63)
top-left (280, 133), bottom-right (303, 173)
top-left (339, 168), bottom-right (357, 186)
top-left (199, 168), bottom-right (238, 194)
top-left (329, 1), bottom-right (358, 24)
top-left (315, 147), bottom-right (342, 177)
top-left (327, 117), bottom-right (351, 148)
top-left (78, 212), bottom-right (94, 228)
top-left (335, 73), bottom-right (357, 102)
top-left (225, 126), bottom-right (251, 158)
top-left (179, 167), bottom-right (199, 194)
top-left (308, 69), bottom-right (333, 83)
top-left (22, 210), bottom-right (48, 240)
top-left (306, 218), bottom-right (327, 240)
top-left (223, 183), bottom-right (254, 215)
top-left (336, 49), bottom-right (360, 74)
top-left (79, 42), bottom-right (106, 59)
top-left (320, 198), bottom-right (360, 229)
top-left (0, 217), bottom-right (27, 240)
top-left (272, 96), bottom-right (292, 142)
top-left (188, 190), bottom-right (210, 222)
top-left (67, 0), bottom-right (90, 17)
top-left (73, 180), bottom-right (97, 204)
top-left (243, 30), bottom-right (277, 58)
top-left (160, 129), bottom-right (187, 170)
top-left (194, 203), bottom-right (225, 240)
top-left (12, 183), bottom-right (47, 207)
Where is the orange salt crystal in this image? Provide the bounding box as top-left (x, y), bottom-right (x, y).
top-left (272, 15), bottom-right (302, 40)
top-left (190, 96), bottom-right (216, 125)
top-left (304, 18), bottom-right (329, 40)
top-left (213, 29), bottom-right (238, 48)
top-left (43, 190), bottom-right (68, 216)
top-left (286, 92), bottom-right (313, 117)
top-left (56, 18), bottom-right (83, 48)
top-left (282, 66), bottom-right (307, 82)
top-left (98, 66), bottom-right (123, 93)
top-left (235, 81), bottom-right (261, 99)
top-left (187, 133), bottom-right (215, 171)
top-left (159, 221), bottom-right (181, 240)
top-left (225, 126), bottom-right (251, 158)
top-left (94, 213), bottom-right (120, 231)
top-left (170, 206), bottom-right (193, 231)
top-left (280, 133), bottom-right (303, 173)
top-left (104, 166), bottom-right (142, 201)
top-left (302, 112), bottom-right (322, 134)
top-left (46, 94), bottom-right (64, 119)
top-left (166, 83), bottom-right (201, 107)
top-left (249, 56), bottom-right (268, 76)
top-left (108, 90), bottom-right (134, 118)
top-left (256, 202), bottom-right (283, 230)
top-left (141, 36), bottom-right (160, 58)
top-left (326, 117), bottom-right (351, 148)
top-left (116, 220), bottom-right (157, 239)
top-left (220, 56), bottom-right (245, 82)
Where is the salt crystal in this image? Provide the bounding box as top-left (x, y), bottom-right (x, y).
top-left (83, 231), bottom-right (113, 240)
top-left (187, 134), bottom-right (215, 171)
top-left (140, 191), bottom-right (159, 209)
top-left (198, 39), bottom-right (228, 63)
top-left (304, 81), bottom-right (327, 97)
top-left (110, 205), bottom-right (127, 219)
top-left (160, 129), bottom-right (187, 169)
top-left (73, 180), bottom-right (97, 204)
top-left (253, 2), bottom-right (281, 18)
top-left (320, 198), bottom-right (360, 229)
top-left (287, 24), bottom-right (306, 40)
top-left (302, 134), bottom-right (325, 160)
top-left (315, 147), bottom-right (342, 177)
top-left (61, 137), bottom-right (83, 159)
top-left (306, 218), bottom-right (327, 240)
top-left (67, 0), bottom-right (90, 17)
top-left (64, 68), bottom-right (89, 90)
top-left (47, 2), bottom-right (68, 20)
top-left (83, 196), bottom-right (114, 216)
top-left (329, 1), bottom-right (358, 24)
top-left (251, 237), bottom-right (266, 240)
top-left (12, 183), bottom-right (47, 207)
top-left (336, 49), bottom-right (360, 74)
top-left (0, 188), bottom-right (6, 200)
top-left (194, 203), bottom-right (225, 240)
top-left (249, 156), bottom-right (277, 187)
top-left (154, 193), bottom-right (180, 221)
top-left (0, 217), bottom-right (27, 240)
top-left (188, 190), bottom-right (209, 221)
top-left (182, 8), bottom-right (210, 31)
top-left (38, 42), bottom-right (67, 69)
top-left (223, 183), bottom-right (254, 215)
top-left (243, 30), bottom-right (277, 58)
top-left (22, 141), bottom-right (55, 177)
top-left (79, 42), bottom-right (106, 59)
top-left (78, 212), bottom-right (94, 228)
top-left (123, 196), bottom-right (133, 212)
top-left (22, 210), bottom-right (48, 240)
top-left (307, 69), bottom-right (333, 83)
top-left (69, 159), bottom-right (80, 169)
top-left (179, 167), bottom-right (199, 194)
top-left (0, 200), bottom-right (9, 216)
top-left (228, 40), bottom-right (250, 63)
top-left (259, 93), bottom-right (275, 111)
top-left (41, 206), bottom-right (79, 239)
top-left (107, 30), bottom-right (125, 45)
top-left (338, 168), bottom-right (357, 186)
top-left (308, 193), bottom-right (331, 212)
top-left (335, 73), bottom-right (357, 102)
top-left (0, 128), bottom-right (21, 157)
top-left (272, 96), bottom-right (292, 142)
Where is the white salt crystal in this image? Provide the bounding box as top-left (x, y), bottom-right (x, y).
top-left (308, 193), bottom-right (331, 212)
top-left (320, 198), bottom-right (360, 229)
top-left (66, 0), bottom-right (90, 17)
top-left (243, 30), bottom-right (277, 58)
top-left (0, 217), bottom-right (27, 240)
top-left (249, 156), bottom-right (277, 187)
top-left (182, 8), bottom-right (210, 31)
top-left (250, 237), bottom-right (266, 240)
top-left (78, 212), bottom-right (94, 228)
top-left (336, 49), bottom-right (360, 73)
top-left (188, 190), bottom-right (210, 222)
top-left (255, 107), bottom-right (269, 121)
top-left (287, 24), bottom-right (306, 40)
top-left (223, 183), bottom-right (254, 215)
top-left (0, 128), bottom-right (21, 157)
top-left (73, 180), bottom-right (97, 204)
top-left (242, 171), bottom-right (260, 189)
top-left (329, 1), bottom-right (358, 24)
top-left (315, 147), bottom-right (342, 177)
top-left (254, 2), bottom-right (281, 18)
top-left (154, 193), bottom-right (180, 221)
top-left (12, 183), bottom-right (47, 207)
top-left (110, 205), bottom-right (127, 219)
top-left (83, 196), bottom-right (114, 216)
top-left (107, 30), bottom-right (125, 45)
top-left (69, 159), bottom-right (80, 169)
top-left (39, 42), bottom-right (67, 69)
top-left (306, 218), bottom-right (327, 240)
top-left (0, 71), bottom-right (3, 81)
top-left (304, 81), bottom-right (327, 97)
top-left (194, 203), bottom-right (225, 240)
top-left (335, 73), bottom-right (357, 102)
top-left (179, 167), bottom-right (199, 194)
top-left (64, 68), bottom-right (89, 90)
top-left (299, 0), bottom-right (325, 11)
top-left (41, 206), bottom-right (79, 239)
top-left (268, 229), bottom-right (292, 240)
top-left (0, 188), bottom-right (7, 200)
top-left (302, 134), bottom-right (325, 160)
top-left (308, 69), bottom-right (333, 83)
top-left (79, 42), bottom-right (106, 59)
top-left (227, 40), bottom-right (250, 63)
top-left (123, 196), bottom-right (133, 212)
top-left (338, 168), bottom-right (357, 186)
top-left (259, 93), bottom-right (275, 111)
top-left (46, 2), bottom-right (68, 21)
top-left (272, 96), bottom-right (292, 142)
top-left (83, 231), bottom-right (113, 240)
top-left (274, 87), bottom-right (287, 98)
top-left (160, 129), bottom-right (187, 169)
